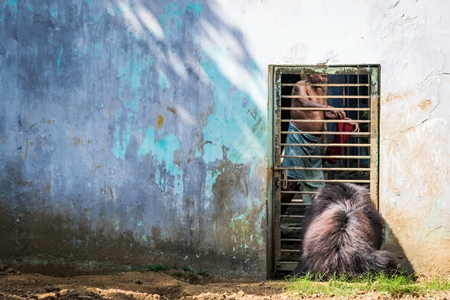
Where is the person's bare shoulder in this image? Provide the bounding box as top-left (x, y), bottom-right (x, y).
top-left (291, 80), bottom-right (306, 95)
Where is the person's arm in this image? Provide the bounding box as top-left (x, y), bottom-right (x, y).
top-left (345, 117), bottom-right (360, 132)
top-left (324, 105), bottom-right (346, 120)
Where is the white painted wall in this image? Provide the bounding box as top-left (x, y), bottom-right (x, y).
top-left (2, 0), bottom-right (448, 277)
top-left (207, 0), bottom-right (450, 274)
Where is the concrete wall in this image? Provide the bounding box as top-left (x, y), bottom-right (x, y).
top-left (1, 0), bottom-right (449, 277)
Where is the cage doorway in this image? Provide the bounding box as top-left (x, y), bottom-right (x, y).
top-left (268, 65), bottom-right (380, 275)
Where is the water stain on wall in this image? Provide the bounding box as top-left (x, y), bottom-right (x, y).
top-left (418, 99), bottom-right (432, 111)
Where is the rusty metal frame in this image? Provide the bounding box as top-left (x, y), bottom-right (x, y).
top-left (268, 65), bottom-right (380, 276)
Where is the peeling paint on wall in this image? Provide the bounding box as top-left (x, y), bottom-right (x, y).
top-left (200, 50), bottom-right (265, 166)
top-left (0, 0), bottom-right (269, 277)
top-left (139, 128), bottom-right (181, 177)
top-left (1, 0), bottom-right (449, 277)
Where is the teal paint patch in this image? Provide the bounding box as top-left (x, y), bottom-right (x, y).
top-left (112, 49), bottom-right (153, 160)
top-left (137, 221), bottom-right (142, 227)
top-left (56, 46), bottom-right (63, 73)
top-left (186, 2), bottom-right (203, 15)
top-left (138, 127), bottom-right (155, 157)
top-left (120, 51), bottom-right (152, 96)
top-left (205, 170), bottom-right (220, 200)
top-left (158, 71), bottom-right (170, 89)
top-left (142, 234), bottom-right (147, 242)
top-left (155, 169), bottom-right (165, 187)
top-left (50, 5), bottom-right (58, 17)
top-left (161, 2), bottom-right (183, 31)
top-left (155, 134), bottom-right (181, 176)
top-left (129, 53), bottom-right (145, 95)
top-left (115, 3), bottom-right (131, 15)
top-left (2, 0), bottom-right (17, 11)
top-left (125, 100), bottom-right (139, 113)
top-left (112, 123), bottom-right (131, 159)
top-left (115, 220), bottom-right (120, 231)
top-left (200, 48), bottom-right (265, 165)
top-left (93, 42), bottom-right (101, 58)
top-left (160, 2), bottom-right (202, 39)
top-left (138, 128), bottom-right (181, 176)
top-left (118, 49), bottom-right (152, 109)
top-left (2, 0), bottom-right (16, 21)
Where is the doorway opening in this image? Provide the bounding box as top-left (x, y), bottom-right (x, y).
top-left (268, 65), bottom-right (380, 275)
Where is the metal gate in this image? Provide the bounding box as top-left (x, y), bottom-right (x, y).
top-left (268, 65), bottom-right (380, 275)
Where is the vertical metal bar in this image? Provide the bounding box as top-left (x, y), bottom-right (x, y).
top-left (369, 67), bottom-right (380, 209)
top-left (370, 95), bottom-right (379, 208)
top-left (345, 74), bottom-right (350, 172)
top-left (357, 73), bottom-right (361, 171)
top-left (273, 67), bottom-right (282, 275)
top-left (267, 65), bottom-right (275, 278)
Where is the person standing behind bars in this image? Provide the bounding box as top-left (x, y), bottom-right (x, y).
top-left (281, 73), bottom-right (358, 214)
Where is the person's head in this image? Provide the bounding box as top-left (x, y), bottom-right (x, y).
top-left (306, 73), bottom-right (328, 84)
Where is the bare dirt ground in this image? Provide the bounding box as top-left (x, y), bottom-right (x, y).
top-left (1, 267), bottom-right (449, 300)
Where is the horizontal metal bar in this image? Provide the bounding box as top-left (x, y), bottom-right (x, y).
top-left (275, 262), bottom-right (298, 271)
top-left (283, 95), bottom-right (371, 99)
top-left (280, 202), bottom-right (310, 206)
top-left (280, 238), bottom-right (302, 242)
top-left (281, 83), bottom-right (371, 87)
top-left (274, 166), bottom-right (370, 172)
top-left (280, 249), bottom-right (301, 253)
top-left (281, 192), bottom-right (312, 196)
top-left (284, 179), bottom-right (371, 183)
top-left (280, 131), bottom-right (370, 136)
top-left (282, 119), bottom-right (370, 123)
top-left (282, 107), bottom-right (370, 111)
top-left (281, 143), bottom-right (370, 147)
top-left (281, 214), bottom-right (305, 218)
top-left (282, 155), bottom-right (371, 159)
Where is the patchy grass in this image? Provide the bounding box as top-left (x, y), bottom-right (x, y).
top-left (146, 264), bottom-right (170, 272)
top-left (285, 272), bottom-right (450, 298)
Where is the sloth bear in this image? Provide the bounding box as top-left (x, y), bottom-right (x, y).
top-left (293, 183), bottom-right (398, 277)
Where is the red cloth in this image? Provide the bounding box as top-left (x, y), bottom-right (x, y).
top-left (323, 122), bottom-right (354, 164)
